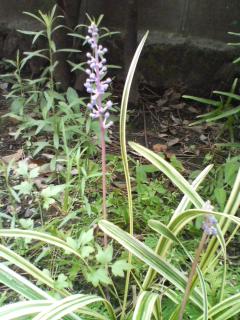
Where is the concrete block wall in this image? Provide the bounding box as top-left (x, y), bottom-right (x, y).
top-left (0, 0), bottom-right (239, 94)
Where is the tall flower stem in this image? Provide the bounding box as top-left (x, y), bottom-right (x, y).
top-left (84, 22), bottom-right (113, 248)
top-left (179, 211), bottom-right (217, 320)
top-left (100, 117), bottom-right (108, 247)
top-left (178, 232), bottom-right (207, 320)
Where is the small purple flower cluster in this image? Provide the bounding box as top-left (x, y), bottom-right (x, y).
top-left (202, 201), bottom-right (217, 236)
top-left (202, 215), bottom-right (217, 236)
top-left (84, 23), bottom-right (113, 129)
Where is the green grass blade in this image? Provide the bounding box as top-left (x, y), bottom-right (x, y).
top-left (0, 244), bottom-right (55, 289)
top-left (0, 229), bottom-right (84, 262)
top-left (197, 293), bottom-right (240, 320)
top-left (120, 30), bottom-right (148, 223)
top-left (120, 32), bottom-right (148, 230)
top-left (132, 291), bottom-right (160, 320)
top-left (148, 221), bottom-right (209, 320)
top-left (119, 31), bottom-right (148, 320)
top-left (99, 220), bottom-right (203, 309)
top-left (174, 164), bottom-right (213, 218)
top-left (205, 105), bottom-right (240, 122)
top-left (32, 294), bottom-right (116, 320)
top-left (182, 95), bottom-right (220, 106)
top-left (167, 209), bottom-right (240, 235)
top-left (213, 90), bottom-right (240, 102)
top-left (0, 263), bottom-right (53, 300)
top-left (196, 169), bottom-right (240, 274)
top-left (143, 164), bottom-right (212, 290)
top-left (0, 300), bottom-right (52, 320)
top-left (129, 142), bottom-right (204, 208)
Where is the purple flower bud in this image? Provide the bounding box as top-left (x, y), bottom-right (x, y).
top-left (208, 215), bottom-right (217, 225)
top-left (202, 214), bottom-right (218, 236)
top-left (103, 120), bottom-right (113, 129)
top-left (105, 112), bottom-right (110, 119)
top-left (87, 103), bottom-right (93, 109)
top-left (86, 87), bottom-right (93, 93)
top-left (106, 100), bottom-right (113, 108)
top-left (102, 84), bottom-right (108, 91)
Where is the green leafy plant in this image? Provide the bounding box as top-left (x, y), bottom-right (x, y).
top-left (183, 78), bottom-right (240, 142)
top-left (183, 31), bottom-right (240, 143)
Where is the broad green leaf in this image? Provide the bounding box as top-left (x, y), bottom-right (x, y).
top-left (111, 260), bottom-right (132, 277)
top-left (66, 237), bottom-right (79, 250)
top-left (14, 181), bottom-right (33, 195)
top-left (29, 167), bottom-right (40, 179)
top-left (86, 268), bottom-right (112, 287)
top-left (41, 184), bottom-right (65, 198)
top-left (66, 87), bottom-right (79, 105)
top-left (214, 187), bottom-right (226, 210)
top-left (16, 160), bottom-right (29, 177)
top-left (78, 229), bottom-right (94, 246)
top-left (55, 274), bottom-right (68, 290)
top-left (80, 245), bottom-right (94, 258)
top-left (19, 218), bottom-right (34, 230)
top-left (96, 244), bottom-right (113, 264)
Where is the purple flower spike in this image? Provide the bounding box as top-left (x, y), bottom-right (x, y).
top-left (84, 21), bottom-right (113, 129)
top-left (202, 201), bottom-right (218, 236)
top-left (202, 201), bottom-right (217, 236)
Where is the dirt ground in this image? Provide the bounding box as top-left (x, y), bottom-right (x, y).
top-left (0, 83), bottom-right (227, 174)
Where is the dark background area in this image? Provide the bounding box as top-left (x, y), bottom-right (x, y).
top-left (0, 0), bottom-right (240, 95)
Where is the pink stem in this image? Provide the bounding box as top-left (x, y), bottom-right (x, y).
top-left (100, 117), bottom-right (108, 247)
top-left (93, 36), bottom-right (108, 247)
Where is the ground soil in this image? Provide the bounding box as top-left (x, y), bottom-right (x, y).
top-left (0, 82), bottom-right (228, 174)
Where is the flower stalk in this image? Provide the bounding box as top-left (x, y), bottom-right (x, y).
top-left (84, 22), bottom-right (113, 247)
top-left (178, 202), bottom-right (217, 320)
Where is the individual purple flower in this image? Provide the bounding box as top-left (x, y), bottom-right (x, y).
top-left (84, 22), bottom-right (113, 129)
top-left (202, 201), bottom-right (217, 236)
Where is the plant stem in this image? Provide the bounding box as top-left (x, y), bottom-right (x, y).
top-left (178, 232), bottom-right (208, 320)
top-left (100, 117), bottom-right (108, 247)
top-left (93, 34), bottom-right (108, 247)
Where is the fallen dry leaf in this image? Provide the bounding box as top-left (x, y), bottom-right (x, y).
top-left (167, 138), bottom-right (180, 147)
top-left (165, 151), bottom-right (175, 159)
top-left (153, 144), bottom-right (168, 153)
top-left (1, 149), bottom-right (24, 164)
